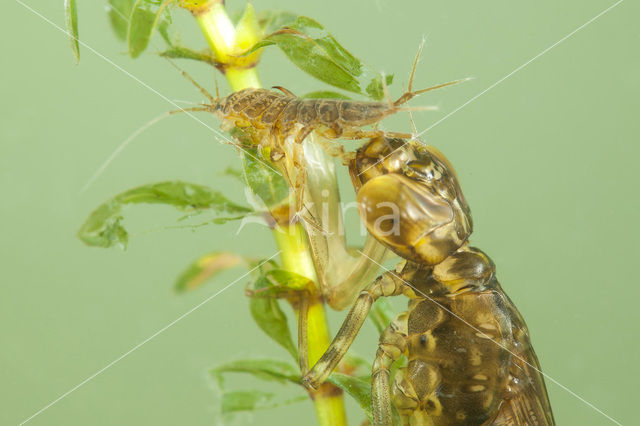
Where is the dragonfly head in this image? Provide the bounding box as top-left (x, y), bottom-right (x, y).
top-left (351, 137), bottom-right (472, 265)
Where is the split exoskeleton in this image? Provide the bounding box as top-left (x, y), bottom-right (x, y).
top-left (302, 137), bottom-right (555, 425)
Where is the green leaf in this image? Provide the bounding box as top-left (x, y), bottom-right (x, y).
top-left (221, 390), bottom-right (273, 414)
top-left (64, 0), bottom-right (79, 62)
top-left (366, 74), bottom-right (395, 101)
top-left (343, 353), bottom-right (372, 377)
top-left (212, 359), bottom-right (301, 386)
top-left (159, 45), bottom-right (216, 64)
top-left (127, 0), bottom-right (173, 58)
top-left (107, 0), bottom-right (134, 41)
top-left (174, 252), bottom-right (245, 292)
top-left (250, 28), bottom-right (360, 94)
top-left (301, 90), bottom-right (350, 100)
top-left (248, 257), bottom-right (280, 273)
top-left (234, 3), bottom-right (262, 53)
top-left (289, 16), bottom-right (361, 76)
top-left (244, 269), bottom-right (311, 298)
top-left (78, 181), bottom-right (251, 248)
top-left (249, 274), bottom-right (298, 359)
top-left (329, 372), bottom-right (403, 425)
top-left (209, 214), bottom-right (251, 224)
top-left (369, 298), bottom-right (395, 334)
top-left (77, 200), bottom-right (127, 248)
top-left (112, 181), bottom-right (249, 210)
top-left (257, 10), bottom-right (298, 35)
top-left (246, 16), bottom-right (390, 97)
top-left (161, 212), bottom-right (253, 230)
top-left (220, 390), bottom-right (305, 414)
top-left (222, 166), bottom-right (244, 182)
top-left (265, 269), bottom-right (312, 291)
top-left (156, 11), bottom-right (175, 45)
top-left (241, 150), bottom-right (290, 210)
top-left (327, 373), bottom-right (373, 420)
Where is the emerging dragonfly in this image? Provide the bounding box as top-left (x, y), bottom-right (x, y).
top-left (302, 136), bottom-right (555, 425)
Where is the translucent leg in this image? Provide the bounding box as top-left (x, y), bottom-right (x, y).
top-left (325, 235), bottom-right (388, 310)
top-left (303, 138), bottom-right (389, 310)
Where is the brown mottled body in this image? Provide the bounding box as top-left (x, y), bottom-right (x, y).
top-left (491, 294), bottom-right (555, 426)
top-left (209, 87), bottom-right (432, 217)
top-left (213, 88), bottom-right (415, 145)
top-left (303, 137), bottom-right (555, 425)
top-left (385, 251), bottom-right (553, 426)
top-left (171, 46), bottom-right (462, 217)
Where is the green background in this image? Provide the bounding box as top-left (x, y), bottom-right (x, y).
top-left (2, 0), bottom-right (638, 424)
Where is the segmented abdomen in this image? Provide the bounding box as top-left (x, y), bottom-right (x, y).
top-left (404, 287), bottom-right (513, 425)
top-left (217, 88), bottom-right (390, 133)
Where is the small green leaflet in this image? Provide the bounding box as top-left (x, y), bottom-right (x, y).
top-left (127, 0), bottom-right (173, 58)
top-left (342, 353), bottom-right (372, 377)
top-left (264, 269), bottom-right (312, 291)
top-left (245, 16), bottom-right (391, 99)
top-left (366, 74), bottom-right (395, 102)
top-left (64, 0), bottom-right (80, 62)
top-left (257, 10), bottom-right (298, 35)
top-left (327, 373), bottom-right (373, 421)
top-left (174, 252), bottom-right (245, 292)
top-left (301, 90), bottom-right (351, 100)
top-left (222, 166), bottom-right (244, 182)
top-left (369, 297), bottom-right (395, 334)
top-left (211, 359), bottom-right (301, 387)
top-left (107, 0), bottom-right (134, 41)
top-left (222, 390), bottom-right (273, 414)
top-left (220, 391), bottom-right (306, 414)
top-left (248, 273), bottom-right (299, 359)
top-left (241, 150), bottom-right (290, 210)
top-left (108, 0), bottom-right (185, 58)
top-left (78, 181), bottom-right (251, 249)
top-left (234, 3), bottom-right (262, 53)
top-left (159, 44), bottom-right (216, 65)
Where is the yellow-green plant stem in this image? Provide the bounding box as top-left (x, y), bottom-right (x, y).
top-left (273, 224), bottom-right (347, 426)
top-left (185, 2), bottom-right (347, 425)
top-left (272, 225), bottom-right (333, 365)
top-left (192, 1), bottom-right (263, 91)
top-left (224, 67), bottom-right (261, 92)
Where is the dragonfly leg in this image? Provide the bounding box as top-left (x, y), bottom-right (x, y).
top-left (302, 271), bottom-right (406, 390)
top-left (372, 314), bottom-right (408, 426)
